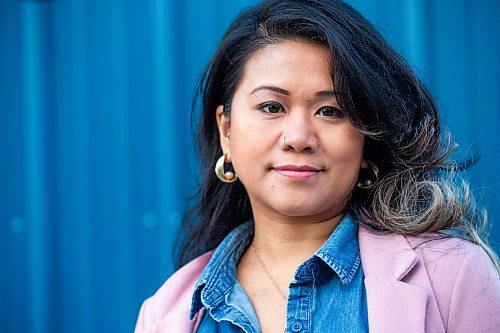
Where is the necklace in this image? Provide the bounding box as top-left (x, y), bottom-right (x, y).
top-left (251, 244), bottom-right (288, 301)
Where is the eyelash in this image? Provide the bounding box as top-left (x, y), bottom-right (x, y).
top-left (259, 102), bottom-right (284, 114)
top-left (257, 102), bottom-right (344, 118)
top-left (317, 106), bottom-right (344, 118)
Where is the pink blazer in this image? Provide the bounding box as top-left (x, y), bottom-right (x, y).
top-left (135, 227), bottom-right (500, 332)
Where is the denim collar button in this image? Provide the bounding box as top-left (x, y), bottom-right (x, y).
top-left (296, 259), bottom-right (320, 280)
top-left (291, 322), bottom-right (303, 332)
top-left (307, 261), bottom-right (319, 274)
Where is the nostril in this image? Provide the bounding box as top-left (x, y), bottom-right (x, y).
top-left (281, 131), bottom-right (319, 152)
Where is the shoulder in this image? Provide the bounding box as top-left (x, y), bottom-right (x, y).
top-left (408, 235), bottom-right (500, 331)
top-left (134, 251), bottom-right (213, 333)
top-left (404, 233), bottom-right (498, 286)
top-left (360, 227), bottom-right (500, 332)
top-left (359, 225), bottom-right (497, 277)
top-left (360, 226), bottom-right (498, 287)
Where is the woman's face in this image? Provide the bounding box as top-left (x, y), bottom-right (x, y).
top-left (217, 40), bottom-right (366, 222)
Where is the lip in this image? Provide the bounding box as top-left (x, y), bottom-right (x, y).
top-left (273, 164), bottom-right (322, 180)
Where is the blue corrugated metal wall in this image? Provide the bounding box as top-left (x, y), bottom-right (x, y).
top-left (1, 0), bottom-right (498, 332)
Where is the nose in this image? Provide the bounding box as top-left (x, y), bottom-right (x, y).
top-left (281, 115), bottom-right (318, 152)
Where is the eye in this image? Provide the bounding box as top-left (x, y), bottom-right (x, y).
top-left (316, 106), bottom-right (344, 118)
top-left (259, 102), bottom-right (285, 114)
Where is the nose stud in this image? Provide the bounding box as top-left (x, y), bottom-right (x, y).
top-left (283, 136), bottom-right (287, 146)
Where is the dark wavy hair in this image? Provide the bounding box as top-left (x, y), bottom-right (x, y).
top-left (176, 0), bottom-right (498, 269)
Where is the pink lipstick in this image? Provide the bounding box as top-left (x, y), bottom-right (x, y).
top-left (273, 164), bottom-right (322, 180)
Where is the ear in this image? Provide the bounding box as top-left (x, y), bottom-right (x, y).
top-left (216, 105), bottom-right (231, 159)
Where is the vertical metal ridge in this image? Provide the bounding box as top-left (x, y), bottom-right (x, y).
top-left (22, 3), bottom-right (49, 333)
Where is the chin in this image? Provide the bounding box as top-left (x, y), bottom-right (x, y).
top-left (269, 195), bottom-right (347, 220)
top-left (274, 203), bottom-right (327, 218)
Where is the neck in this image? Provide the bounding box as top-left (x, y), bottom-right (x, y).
top-left (251, 209), bottom-right (345, 268)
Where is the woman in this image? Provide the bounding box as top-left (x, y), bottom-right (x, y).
top-left (135, 0), bottom-right (500, 332)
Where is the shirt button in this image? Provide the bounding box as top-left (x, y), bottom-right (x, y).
top-left (307, 261), bottom-right (319, 273)
top-left (291, 322), bottom-right (303, 332)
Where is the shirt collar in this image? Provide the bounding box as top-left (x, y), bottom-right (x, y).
top-left (190, 221), bottom-right (254, 319)
top-left (190, 212), bottom-right (361, 317)
top-left (315, 212), bottom-right (361, 285)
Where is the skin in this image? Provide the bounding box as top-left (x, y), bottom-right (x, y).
top-left (216, 40), bottom-right (367, 333)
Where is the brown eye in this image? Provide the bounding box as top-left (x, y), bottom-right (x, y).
top-left (317, 106), bottom-right (344, 118)
top-left (260, 102), bottom-right (284, 114)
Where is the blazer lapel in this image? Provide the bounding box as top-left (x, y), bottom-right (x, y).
top-left (358, 227), bottom-right (429, 333)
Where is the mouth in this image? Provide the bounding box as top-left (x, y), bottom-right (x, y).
top-left (272, 164), bottom-right (323, 180)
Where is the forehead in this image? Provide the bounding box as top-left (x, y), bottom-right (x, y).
top-left (238, 40), bottom-right (334, 92)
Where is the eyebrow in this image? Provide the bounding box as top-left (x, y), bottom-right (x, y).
top-left (250, 85), bottom-right (290, 95)
top-left (250, 85), bottom-right (337, 97)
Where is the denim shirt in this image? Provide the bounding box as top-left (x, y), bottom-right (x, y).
top-left (190, 213), bottom-right (369, 333)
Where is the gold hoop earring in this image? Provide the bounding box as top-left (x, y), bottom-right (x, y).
top-left (357, 161), bottom-right (379, 189)
top-left (215, 155), bottom-right (238, 183)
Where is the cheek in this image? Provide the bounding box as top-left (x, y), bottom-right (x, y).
top-left (324, 128), bottom-right (365, 184)
top-left (326, 126), bottom-right (365, 160)
top-left (227, 108), bottom-right (276, 163)
top-left (226, 117), bottom-right (264, 176)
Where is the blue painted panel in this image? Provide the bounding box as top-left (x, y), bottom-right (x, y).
top-left (1, 1), bottom-right (498, 332)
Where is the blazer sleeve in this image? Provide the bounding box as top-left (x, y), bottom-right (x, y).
top-left (134, 251), bottom-right (213, 333)
top-left (446, 246), bottom-right (500, 332)
top-left (134, 298), bottom-right (149, 333)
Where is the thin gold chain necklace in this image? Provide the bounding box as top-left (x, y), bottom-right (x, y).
top-left (251, 244), bottom-right (288, 333)
top-left (251, 244), bottom-right (288, 300)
